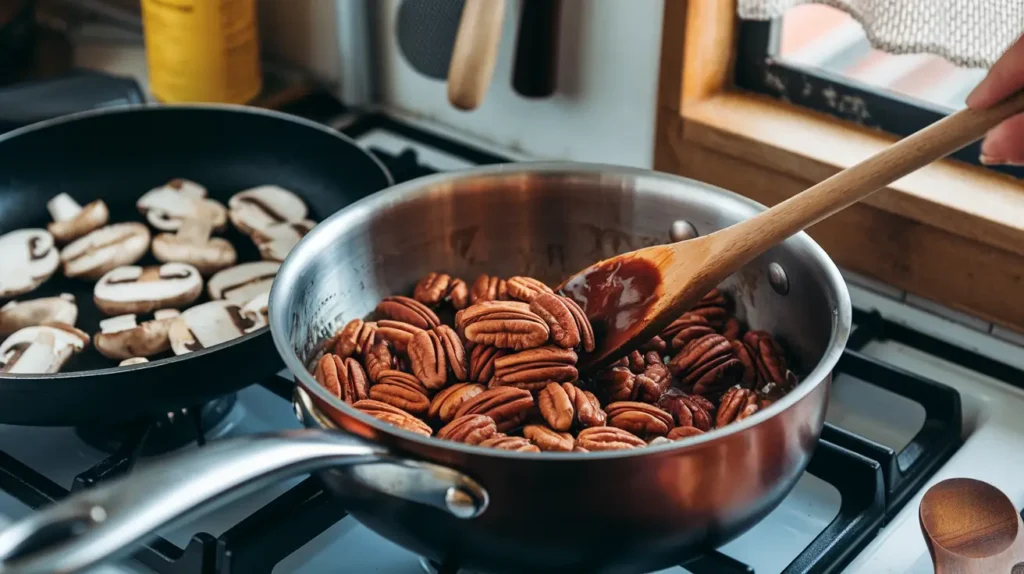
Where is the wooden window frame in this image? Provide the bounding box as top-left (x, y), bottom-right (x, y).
top-left (654, 0), bottom-right (1024, 333)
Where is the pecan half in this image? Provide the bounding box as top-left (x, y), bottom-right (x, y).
top-left (470, 274), bottom-right (508, 304)
top-left (375, 319), bottom-right (423, 353)
top-left (435, 325), bottom-right (468, 381)
top-left (576, 427), bottom-right (646, 451)
top-left (506, 276), bottom-right (553, 302)
top-left (408, 329), bottom-right (447, 390)
top-left (369, 370), bottom-right (431, 415)
top-left (353, 399), bottom-right (432, 436)
top-left (639, 335), bottom-right (668, 354)
top-left (468, 344), bottom-right (508, 385)
top-left (491, 346), bottom-right (578, 392)
top-left (716, 386), bottom-right (759, 427)
top-left (363, 337), bottom-right (397, 383)
top-left (454, 386), bottom-right (535, 432)
top-left (437, 414), bottom-right (498, 445)
top-left (657, 387), bottom-right (715, 431)
top-left (563, 383), bottom-right (607, 428)
top-left (625, 350), bottom-right (646, 373)
top-left (456, 301), bottom-right (550, 351)
top-left (635, 352), bottom-right (671, 403)
top-left (376, 295), bottom-right (441, 329)
top-left (664, 313), bottom-right (715, 351)
top-left (529, 293), bottom-right (580, 350)
top-left (414, 272), bottom-right (469, 310)
top-left (523, 424), bottom-right (575, 452)
top-left (730, 339), bottom-right (758, 387)
top-left (743, 330), bottom-right (790, 385)
top-left (332, 319), bottom-right (377, 359)
top-left (669, 333), bottom-right (742, 395)
top-left (478, 435), bottom-right (541, 452)
top-left (667, 426), bottom-right (705, 441)
top-left (313, 354), bottom-right (343, 398)
top-left (689, 288), bottom-right (730, 329)
top-left (537, 382), bottom-right (574, 431)
top-left (605, 401), bottom-right (674, 438)
top-left (428, 382), bottom-right (485, 423)
top-left (595, 365), bottom-right (637, 403)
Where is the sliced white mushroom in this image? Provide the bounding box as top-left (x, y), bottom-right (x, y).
top-left (250, 220), bottom-right (315, 262)
top-left (94, 263), bottom-right (203, 315)
top-left (93, 309), bottom-right (181, 360)
top-left (137, 179), bottom-right (227, 232)
top-left (61, 223), bottom-right (151, 280)
top-left (152, 214), bottom-right (237, 275)
top-left (119, 357), bottom-right (150, 366)
top-left (207, 261), bottom-right (279, 304)
top-left (0, 294), bottom-right (78, 336)
top-left (168, 300), bottom-right (265, 356)
top-left (242, 291), bottom-right (270, 323)
top-left (228, 185), bottom-right (308, 236)
top-left (0, 229), bottom-right (60, 298)
top-left (46, 193), bottom-right (109, 243)
top-left (0, 323), bottom-right (90, 374)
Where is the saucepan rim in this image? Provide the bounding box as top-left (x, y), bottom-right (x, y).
top-left (270, 162), bottom-right (852, 460)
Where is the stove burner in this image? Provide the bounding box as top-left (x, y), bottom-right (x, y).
top-left (75, 393), bottom-right (237, 457)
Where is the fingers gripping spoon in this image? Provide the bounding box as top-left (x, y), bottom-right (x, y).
top-left (560, 92), bottom-right (1024, 370)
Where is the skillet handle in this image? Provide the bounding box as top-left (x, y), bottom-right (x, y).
top-left (0, 394), bottom-right (488, 574)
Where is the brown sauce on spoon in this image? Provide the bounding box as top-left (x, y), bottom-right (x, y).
top-left (559, 257), bottom-right (663, 370)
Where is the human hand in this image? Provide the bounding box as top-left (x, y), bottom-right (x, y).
top-left (966, 33), bottom-right (1024, 166)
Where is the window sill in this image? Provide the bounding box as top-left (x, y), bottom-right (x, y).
top-left (677, 92), bottom-right (1024, 256)
top-left (656, 91), bottom-right (1024, 332)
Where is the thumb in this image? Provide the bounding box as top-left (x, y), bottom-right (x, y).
top-left (967, 33), bottom-right (1024, 109)
top-left (980, 113), bottom-right (1024, 166)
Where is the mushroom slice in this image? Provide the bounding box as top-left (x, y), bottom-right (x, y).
top-left (228, 185), bottom-right (308, 235)
top-left (207, 261), bottom-right (279, 304)
top-left (46, 193), bottom-right (109, 243)
top-left (94, 309), bottom-right (180, 360)
top-left (168, 301), bottom-right (266, 356)
top-left (0, 293), bottom-right (78, 336)
top-left (119, 357), bottom-right (149, 366)
top-left (137, 179), bottom-right (227, 232)
top-left (0, 322), bottom-right (90, 374)
top-left (242, 291), bottom-right (270, 323)
top-left (251, 220), bottom-right (315, 262)
top-left (152, 216), bottom-right (237, 275)
top-left (0, 229), bottom-right (60, 298)
top-left (61, 223), bottom-right (151, 280)
top-left (94, 263), bottom-right (203, 316)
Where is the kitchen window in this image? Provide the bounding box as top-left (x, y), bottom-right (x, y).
top-left (734, 4), bottom-right (1021, 177)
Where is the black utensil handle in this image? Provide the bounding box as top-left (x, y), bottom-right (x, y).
top-left (512, 0), bottom-right (560, 98)
top-left (0, 72), bottom-right (145, 133)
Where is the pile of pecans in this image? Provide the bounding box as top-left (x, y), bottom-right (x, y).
top-left (313, 273), bottom-right (798, 453)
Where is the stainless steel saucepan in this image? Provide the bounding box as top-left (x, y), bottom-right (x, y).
top-left (0, 163), bottom-right (851, 574)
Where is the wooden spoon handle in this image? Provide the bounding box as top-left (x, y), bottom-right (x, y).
top-left (707, 91), bottom-right (1024, 272)
top-left (447, 0), bottom-right (507, 111)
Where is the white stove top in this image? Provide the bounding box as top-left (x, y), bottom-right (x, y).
top-left (1, 123), bottom-right (1021, 574)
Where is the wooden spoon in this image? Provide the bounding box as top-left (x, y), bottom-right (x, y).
top-left (447, 0), bottom-right (507, 111)
top-left (920, 477), bottom-right (1024, 573)
top-left (559, 91), bottom-right (1024, 370)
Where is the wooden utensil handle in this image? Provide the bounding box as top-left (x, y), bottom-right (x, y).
top-left (448, 0), bottom-right (507, 111)
top-left (711, 91), bottom-right (1024, 270)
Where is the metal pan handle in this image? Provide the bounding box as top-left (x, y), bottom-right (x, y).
top-left (0, 394), bottom-right (488, 574)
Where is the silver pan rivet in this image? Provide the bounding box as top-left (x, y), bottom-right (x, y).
top-left (768, 262), bottom-right (789, 295)
top-left (669, 220), bottom-right (699, 242)
top-left (444, 487), bottom-right (481, 519)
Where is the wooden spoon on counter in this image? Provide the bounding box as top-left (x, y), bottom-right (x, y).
top-left (920, 478), bottom-right (1024, 573)
top-left (560, 92), bottom-right (1024, 370)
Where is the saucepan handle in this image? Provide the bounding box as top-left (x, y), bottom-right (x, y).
top-left (0, 391), bottom-right (488, 574)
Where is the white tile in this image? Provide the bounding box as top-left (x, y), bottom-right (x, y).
top-left (905, 294), bottom-right (991, 333)
top-left (840, 268), bottom-right (905, 300)
top-left (992, 325), bottom-right (1024, 348)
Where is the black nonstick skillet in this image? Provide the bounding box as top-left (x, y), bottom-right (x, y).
top-left (0, 104), bottom-right (392, 425)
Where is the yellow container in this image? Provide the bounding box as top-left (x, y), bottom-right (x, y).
top-left (141, 0), bottom-right (262, 104)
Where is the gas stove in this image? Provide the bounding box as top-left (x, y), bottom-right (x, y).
top-left (0, 103), bottom-right (1022, 574)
